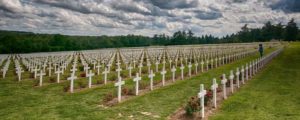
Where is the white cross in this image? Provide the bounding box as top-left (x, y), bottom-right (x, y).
top-left (133, 73), bottom-right (142, 95)
top-left (215, 58), bottom-right (218, 68)
top-left (180, 64), bottom-right (185, 80)
top-left (211, 78), bottom-right (218, 108)
top-left (84, 65), bottom-right (90, 75)
top-left (116, 66), bottom-right (122, 78)
top-left (198, 84), bottom-right (207, 119)
top-left (102, 68), bottom-right (109, 84)
top-left (171, 66), bottom-right (176, 82)
top-left (54, 63), bottom-right (58, 72)
top-left (200, 60), bottom-right (204, 72)
top-left (42, 64), bottom-right (47, 71)
top-left (169, 60), bottom-right (172, 69)
top-left (115, 77), bottom-right (125, 103)
top-left (229, 70), bottom-right (234, 93)
top-left (90, 62), bottom-right (95, 70)
top-left (188, 62), bottom-right (192, 77)
top-left (86, 70), bottom-right (95, 88)
top-left (55, 68), bottom-right (63, 83)
top-left (155, 61), bottom-right (159, 72)
top-left (147, 62), bottom-right (151, 74)
top-left (116, 61), bottom-right (121, 67)
top-left (107, 63), bottom-right (112, 71)
top-left (221, 74), bottom-right (227, 99)
top-left (37, 70), bottom-right (46, 86)
top-left (148, 70), bottom-right (155, 91)
top-left (162, 60), bottom-right (166, 70)
top-left (241, 66), bottom-right (245, 84)
top-left (236, 67), bottom-right (240, 88)
top-left (48, 64), bottom-right (53, 76)
top-left (67, 73), bottom-right (77, 93)
top-left (161, 69), bottom-right (167, 86)
top-left (195, 62), bottom-right (199, 74)
top-left (128, 65), bottom-right (133, 78)
top-left (133, 60), bottom-right (136, 68)
top-left (70, 66), bottom-right (77, 75)
top-left (33, 67), bottom-right (39, 79)
top-left (96, 64), bottom-right (101, 75)
top-left (206, 60), bottom-right (209, 70)
top-left (249, 62), bottom-right (253, 78)
top-left (16, 68), bottom-right (24, 81)
top-left (138, 63), bottom-right (143, 75)
top-left (211, 59), bottom-right (214, 69)
top-left (245, 64), bottom-right (249, 80)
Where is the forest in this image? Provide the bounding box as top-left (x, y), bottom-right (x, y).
top-left (0, 19), bottom-right (299, 54)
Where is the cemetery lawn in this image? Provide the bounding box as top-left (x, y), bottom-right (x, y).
top-left (210, 42), bottom-right (300, 120)
top-left (0, 46), bottom-right (278, 120)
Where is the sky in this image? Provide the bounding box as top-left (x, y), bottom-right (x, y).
top-left (0, 0), bottom-right (299, 37)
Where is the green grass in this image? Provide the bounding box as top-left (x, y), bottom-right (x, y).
top-left (0, 46), bottom-right (278, 120)
top-left (210, 42), bottom-right (300, 120)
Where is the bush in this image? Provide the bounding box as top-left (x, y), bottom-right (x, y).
top-left (128, 88), bottom-right (135, 95)
top-left (122, 88), bottom-right (129, 95)
top-left (153, 80), bottom-right (161, 85)
top-left (109, 74), bottom-right (117, 81)
top-left (121, 72), bottom-right (128, 78)
top-left (33, 80), bottom-right (39, 86)
top-left (226, 81), bottom-right (230, 87)
top-left (80, 73), bottom-right (86, 77)
top-left (103, 92), bottom-right (114, 102)
top-left (217, 87), bottom-right (222, 93)
top-left (205, 90), bottom-right (213, 106)
top-left (77, 80), bottom-right (87, 88)
top-left (79, 66), bottom-right (84, 71)
top-left (63, 84), bottom-right (70, 92)
top-left (142, 67), bottom-right (148, 74)
top-left (139, 82), bottom-right (148, 90)
top-left (122, 87), bottom-right (135, 95)
top-left (96, 79), bottom-right (103, 84)
top-left (185, 96), bottom-right (200, 116)
top-left (49, 77), bottom-right (56, 83)
top-left (30, 73), bottom-right (34, 78)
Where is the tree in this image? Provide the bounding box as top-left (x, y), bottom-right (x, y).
top-left (284, 18), bottom-right (298, 41)
top-left (261, 21), bottom-right (274, 41)
top-left (274, 23), bottom-right (284, 40)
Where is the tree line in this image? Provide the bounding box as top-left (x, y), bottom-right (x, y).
top-left (0, 19), bottom-right (299, 54)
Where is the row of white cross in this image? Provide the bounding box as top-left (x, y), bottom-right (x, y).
top-left (58, 46), bottom-right (256, 94)
top-left (3, 44), bottom-right (258, 82)
top-left (1, 56), bottom-right (11, 78)
top-left (197, 48), bottom-right (283, 118)
top-left (110, 48), bottom-right (261, 103)
top-left (2, 44), bottom-right (260, 95)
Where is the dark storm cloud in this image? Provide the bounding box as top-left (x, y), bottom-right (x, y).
top-left (147, 0), bottom-right (199, 9)
top-left (269, 0), bottom-right (300, 13)
top-left (193, 10), bottom-right (223, 20)
top-left (0, 5), bottom-right (17, 13)
top-left (108, 1), bottom-right (175, 17)
top-left (35, 0), bottom-right (95, 14)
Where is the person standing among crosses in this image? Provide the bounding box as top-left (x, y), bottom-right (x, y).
top-left (259, 44), bottom-right (263, 57)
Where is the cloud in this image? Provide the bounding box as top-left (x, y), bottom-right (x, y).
top-left (0, 0), bottom-right (23, 13)
top-left (194, 9), bottom-right (223, 20)
top-left (147, 0), bottom-right (199, 9)
top-left (268, 0), bottom-right (300, 13)
top-left (0, 0), bottom-right (299, 37)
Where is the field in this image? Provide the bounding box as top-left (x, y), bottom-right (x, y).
top-left (0, 42), bottom-right (298, 120)
top-left (210, 42), bottom-right (300, 120)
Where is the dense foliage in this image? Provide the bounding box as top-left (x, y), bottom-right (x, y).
top-left (0, 19), bottom-right (299, 53)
